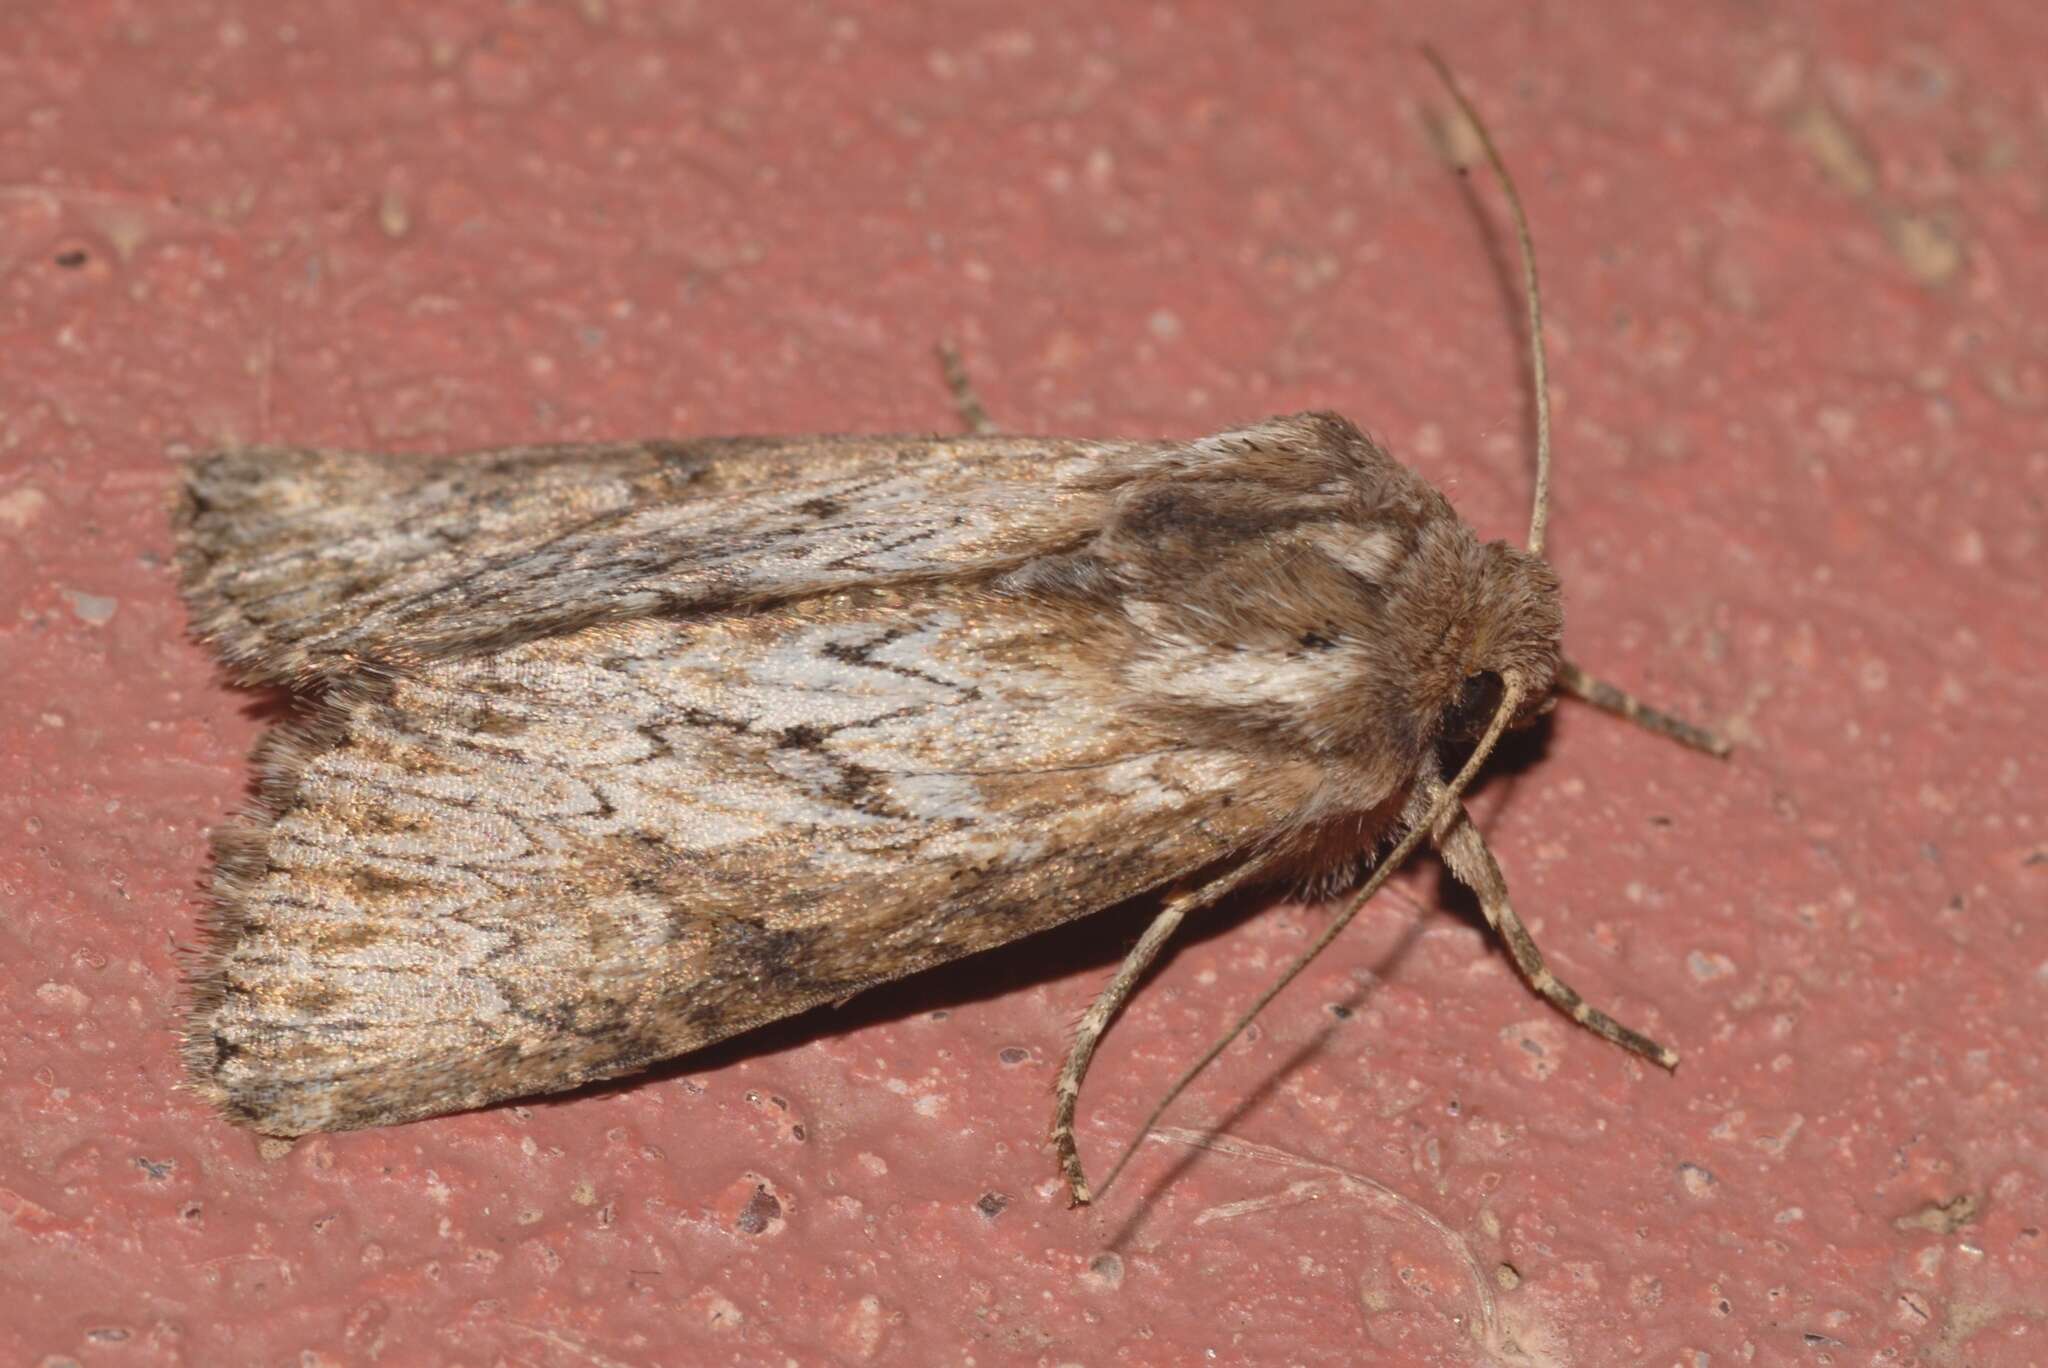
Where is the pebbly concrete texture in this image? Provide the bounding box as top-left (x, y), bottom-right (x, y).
top-left (1, 0), bottom-right (2043, 1363)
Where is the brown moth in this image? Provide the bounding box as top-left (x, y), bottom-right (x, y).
top-left (177, 53), bottom-right (1724, 1204)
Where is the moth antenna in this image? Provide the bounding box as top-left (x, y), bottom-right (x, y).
top-left (1093, 681), bottom-right (1528, 1203)
top-left (1420, 45), bottom-right (1552, 558)
top-left (1423, 55), bottom-right (1739, 763)
top-left (1557, 659), bottom-right (1734, 757)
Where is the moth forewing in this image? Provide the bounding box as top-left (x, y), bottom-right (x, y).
top-left (183, 413), bottom-right (1501, 1135)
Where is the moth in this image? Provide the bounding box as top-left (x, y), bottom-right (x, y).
top-left (177, 54), bottom-right (1725, 1204)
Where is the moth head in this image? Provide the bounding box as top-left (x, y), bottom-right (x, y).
top-left (1439, 539), bottom-right (1562, 741)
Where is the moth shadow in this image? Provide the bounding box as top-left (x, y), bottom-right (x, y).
top-left (1451, 706), bottom-right (1554, 785)
top-left (549, 875), bottom-right (1441, 1242)
top-left (230, 682), bottom-right (301, 729)
top-left (1098, 904), bottom-right (1432, 1245)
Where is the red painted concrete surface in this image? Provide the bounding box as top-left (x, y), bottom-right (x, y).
top-left (3, 2), bottom-right (2043, 1364)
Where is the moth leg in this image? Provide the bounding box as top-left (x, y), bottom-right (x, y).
top-left (933, 342), bottom-right (999, 435)
top-left (1557, 659), bottom-right (1731, 758)
top-left (1422, 775), bottom-right (1680, 1070)
top-left (1050, 861), bottom-right (1260, 1206)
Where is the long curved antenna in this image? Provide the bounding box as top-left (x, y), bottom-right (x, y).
top-left (1421, 54), bottom-right (1735, 756)
top-left (1420, 45), bottom-right (1552, 557)
top-left (1558, 660), bottom-right (1733, 756)
top-left (1090, 679), bottom-right (1528, 1204)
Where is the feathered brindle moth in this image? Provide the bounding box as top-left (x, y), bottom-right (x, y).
top-left (176, 52), bottom-right (1726, 1205)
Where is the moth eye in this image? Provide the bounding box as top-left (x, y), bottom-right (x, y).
top-left (1445, 670), bottom-right (1507, 740)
